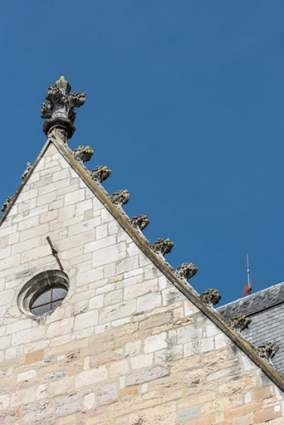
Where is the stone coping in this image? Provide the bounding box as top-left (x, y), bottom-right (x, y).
top-left (1, 137), bottom-right (284, 392)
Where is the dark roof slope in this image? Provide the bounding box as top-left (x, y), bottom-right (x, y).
top-left (218, 282), bottom-right (284, 375)
top-left (218, 282), bottom-right (284, 320)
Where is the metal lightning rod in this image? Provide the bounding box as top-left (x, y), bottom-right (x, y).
top-left (247, 253), bottom-right (250, 287)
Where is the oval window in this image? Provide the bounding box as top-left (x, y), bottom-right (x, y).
top-left (30, 285), bottom-right (68, 316)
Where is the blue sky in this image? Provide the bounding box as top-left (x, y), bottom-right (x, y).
top-left (0, 1), bottom-right (284, 305)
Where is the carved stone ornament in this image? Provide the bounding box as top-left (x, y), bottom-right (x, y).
top-left (257, 342), bottom-right (279, 364)
top-left (72, 146), bottom-right (94, 163)
top-left (152, 238), bottom-right (174, 256)
top-left (111, 190), bottom-right (131, 207)
top-left (21, 162), bottom-right (32, 180)
top-left (1, 196), bottom-right (12, 213)
top-left (90, 166), bottom-right (112, 183)
top-left (176, 263), bottom-right (198, 281)
top-left (200, 289), bottom-right (221, 307)
top-left (131, 215), bottom-right (150, 231)
top-left (229, 314), bottom-right (252, 332)
top-left (41, 76), bottom-right (86, 139)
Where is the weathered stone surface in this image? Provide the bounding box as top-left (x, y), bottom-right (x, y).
top-left (131, 215), bottom-right (150, 231)
top-left (257, 342), bottom-right (279, 365)
top-left (72, 145), bottom-right (94, 163)
top-left (151, 238), bottom-right (174, 256)
top-left (110, 190), bottom-right (130, 207)
top-left (200, 288), bottom-right (221, 307)
top-left (176, 262), bottom-right (198, 281)
top-left (0, 141), bottom-right (283, 425)
top-left (229, 313), bottom-right (252, 332)
top-left (90, 165), bottom-right (112, 183)
top-left (1, 196), bottom-right (12, 213)
top-left (21, 163), bottom-right (33, 180)
top-left (41, 76), bottom-right (85, 139)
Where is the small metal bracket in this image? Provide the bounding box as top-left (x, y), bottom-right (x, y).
top-left (46, 236), bottom-right (64, 271)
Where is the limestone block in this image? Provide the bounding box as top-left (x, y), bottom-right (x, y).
top-left (126, 366), bottom-right (169, 386)
top-left (99, 300), bottom-right (136, 324)
top-left (124, 278), bottom-right (159, 301)
top-left (55, 393), bottom-right (81, 417)
top-left (64, 189), bottom-right (85, 206)
top-left (21, 400), bottom-right (53, 424)
top-left (92, 242), bottom-right (127, 268)
top-left (144, 333), bottom-right (167, 354)
top-left (0, 289), bottom-right (14, 306)
top-left (74, 311), bottom-right (98, 331)
top-left (137, 292), bottom-right (162, 313)
top-left (75, 366), bottom-right (108, 388)
top-left (131, 354), bottom-right (153, 370)
top-left (46, 318), bottom-right (74, 338)
top-left (125, 341), bottom-right (141, 357)
top-left (109, 359), bottom-right (129, 378)
top-left (97, 383), bottom-right (117, 406)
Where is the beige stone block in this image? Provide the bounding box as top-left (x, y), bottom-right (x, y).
top-left (125, 340), bottom-right (141, 356)
top-left (109, 359), bottom-right (129, 378)
top-left (75, 366), bottom-right (108, 388)
top-left (0, 289), bottom-right (14, 306)
top-left (20, 223), bottom-right (49, 242)
top-left (74, 311), bottom-right (98, 331)
top-left (92, 242), bottom-right (127, 268)
top-left (131, 353), bottom-right (153, 370)
top-left (144, 333), bottom-right (167, 354)
top-left (124, 278), bottom-right (158, 301)
top-left (64, 189), bottom-right (85, 206)
top-left (129, 402), bottom-right (176, 424)
top-left (137, 292), bottom-right (162, 313)
top-left (12, 236), bottom-right (41, 255)
top-left (46, 318), bottom-right (74, 338)
top-left (99, 300), bottom-right (136, 324)
top-left (36, 190), bottom-right (57, 206)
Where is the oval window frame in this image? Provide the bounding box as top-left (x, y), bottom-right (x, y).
top-left (17, 270), bottom-right (69, 318)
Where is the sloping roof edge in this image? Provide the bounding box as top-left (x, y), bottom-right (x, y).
top-left (218, 281), bottom-right (284, 320)
top-left (1, 137), bottom-right (284, 392)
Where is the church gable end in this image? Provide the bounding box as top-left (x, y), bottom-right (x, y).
top-left (0, 78), bottom-right (284, 424)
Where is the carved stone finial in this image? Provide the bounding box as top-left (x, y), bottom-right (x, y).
top-left (1, 196), bottom-right (12, 213)
top-left (131, 215), bottom-right (150, 232)
top-left (41, 76), bottom-right (86, 139)
top-left (21, 163), bottom-right (32, 180)
top-left (257, 342), bottom-right (279, 366)
top-left (176, 263), bottom-right (198, 281)
top-left (72, 146), bottom-right (94, 163)
top-left (111, 190), bottom-right (130, 207)
top-left (90, 166), bottom-right (112, 183)
top-left (152, 238), bottom-right (174, 256)
top-left (200, 289), bottom-right (221, 307)
top-left (229, 314), bottom-right (252, 332)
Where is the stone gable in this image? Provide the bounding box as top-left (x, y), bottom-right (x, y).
top-left (0, 139), bottom-right (284, 424)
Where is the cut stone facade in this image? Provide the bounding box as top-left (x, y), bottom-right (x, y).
top-left (0, 140), bottom-right (284, 424)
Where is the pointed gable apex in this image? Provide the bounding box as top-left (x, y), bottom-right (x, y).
top-left (1, 134), bottom-right (284, 393)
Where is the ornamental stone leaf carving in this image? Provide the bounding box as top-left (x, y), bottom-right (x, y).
top-left (111, 190), bottom-right (131, 207)
top-left (176, 263), bottom-right (198, 281)
top-left (1, 196), bottom-right (12, 213)
top-left (72, 146), bottom-right (94, 163)
top-left (229, 314), bottom-right (252, 332)
top-left (257, 342), bottom-right (279, 365)
top-left (41, 76), bottom-right (86, 139)
top-left (90, 166), bottom-right (112, 183)
top-left (21, 163), bottom-right (33, 180)
top-left (200, 289), bottom-right (221, 307)
top-left (131, 215), bottom-right (150, 231)
top-left (152, 238), bottom-right (174, 256)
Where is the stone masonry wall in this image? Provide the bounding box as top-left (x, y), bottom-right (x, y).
top-left (0, 141), bottom-right (284, 424)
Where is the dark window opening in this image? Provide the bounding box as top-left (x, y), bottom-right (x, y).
top-left (30, 285), bottom-right (67, 316)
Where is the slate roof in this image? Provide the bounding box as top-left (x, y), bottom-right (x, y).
top-left (218, 282), bottom-right (284, 374)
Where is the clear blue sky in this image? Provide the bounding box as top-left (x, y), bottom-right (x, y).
top-left (0, 1), bottom-right (284, 305)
